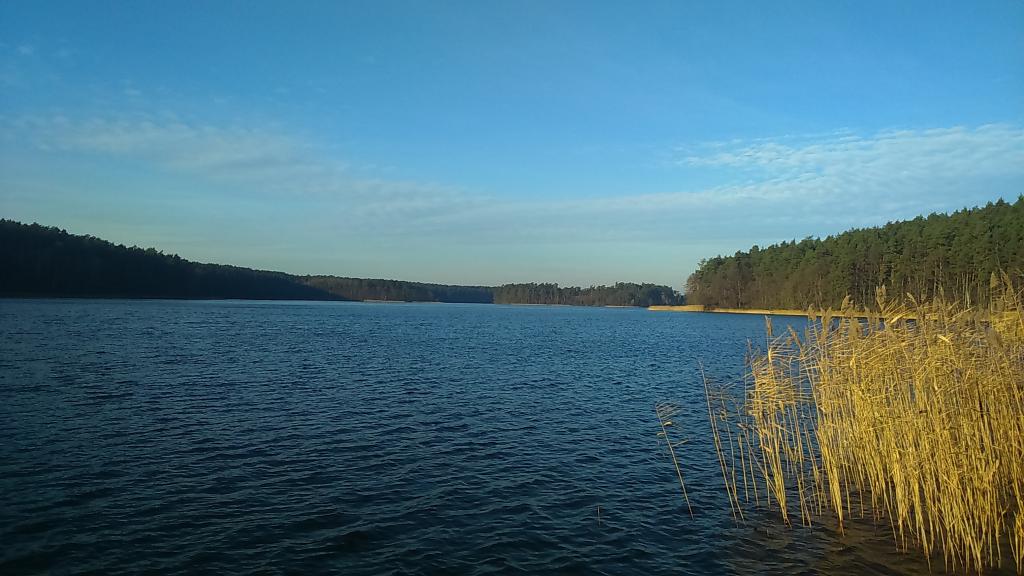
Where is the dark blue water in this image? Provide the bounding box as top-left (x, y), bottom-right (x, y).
top-left (1, 300), bottom-right (939, 575)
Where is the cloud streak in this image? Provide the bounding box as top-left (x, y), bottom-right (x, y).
top-left (6, 114), bottom-right (484, 233)
top-left (18, 115), bottom-right (334, 185)
top-left (462, 124), bottom-right (1024, 247)
top-left (4, 115), bottom-right (1023, 282)
top-left (673, 124), bottom-right (1024, 203)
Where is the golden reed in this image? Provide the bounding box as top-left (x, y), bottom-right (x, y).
top-left (704, 273), bottom-right (1024, 573)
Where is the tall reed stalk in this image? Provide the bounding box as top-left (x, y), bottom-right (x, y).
top-left (703, 273), bottom-right (1024, 573)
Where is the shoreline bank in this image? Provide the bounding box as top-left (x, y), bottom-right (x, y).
top-left (648, 305), bottom-right (875, 318)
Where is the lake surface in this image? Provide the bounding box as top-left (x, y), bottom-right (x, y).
top-left (0, 299), bottom-right (950, 575)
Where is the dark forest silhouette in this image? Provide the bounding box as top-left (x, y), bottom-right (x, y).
top-left (0, 220), bottom-right (681, 307)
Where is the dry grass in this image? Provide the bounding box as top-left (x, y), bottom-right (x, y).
top-left (656, 401), bottom-right (694, 518)
top-left (704, 273), bottom-right (1024, 573)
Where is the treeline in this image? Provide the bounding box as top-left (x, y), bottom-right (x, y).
top-left (685, 197), bottom-right (1024, 310)
top-left (0, 220), bottom-right (682, 306)
top-left (0, 220), bottom-right (342, 300)
top-left (305, 278), bottom-right (680, 307)
top-left (304, 276), bottom-right (493, 303)
top-left (492, 282), bottom-right (681, 307)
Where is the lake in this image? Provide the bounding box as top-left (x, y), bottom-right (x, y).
top-left (0, 299), bottom-right (947, 575)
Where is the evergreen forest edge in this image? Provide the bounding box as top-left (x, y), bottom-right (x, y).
top-left (686, 196), bottom-right (1024, 310)
top-left (3, 195), bottom-right (1022, 309)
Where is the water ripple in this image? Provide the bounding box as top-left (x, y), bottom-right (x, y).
top-left (0, 299), bottom-right (995, 574)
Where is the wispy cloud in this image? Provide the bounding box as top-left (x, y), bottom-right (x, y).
top-left (673, 124), bottom-right (1024, 203)
top-left (6, 114), bottom-right (482, 232)
top-left (17, 115), bottom-right (323, 179)
top-left (459, 124), bottom-right (1024, 245)
top-left (4, 114), bottom-right (1022, 281)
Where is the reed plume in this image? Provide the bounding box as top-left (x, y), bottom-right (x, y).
top-left (702, 272), bottom-right (1024, 573)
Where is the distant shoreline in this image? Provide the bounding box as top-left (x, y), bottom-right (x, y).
top-left (648, 305), bottom-right (875, 318)
top-left (0, 295), bottom-right (659, 309)
top-left (4, 218), bottom-right (682, 307)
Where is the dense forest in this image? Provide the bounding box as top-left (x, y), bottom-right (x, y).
top-left (304, 276), bottom-right (493, 303)
top-left (304, 277), bottom-right (680, 307)
top-left (0, 220), bottom-right (343, 300)
top-left (685, 197), bottom-right (1024, 310)
top-left (493, 282), bottom-right (680, 306)
top-left (0, 220), bottom-right (681, 306)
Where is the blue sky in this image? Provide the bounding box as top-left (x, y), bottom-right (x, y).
top-left (1, 1), bottom-right (1022, 287)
